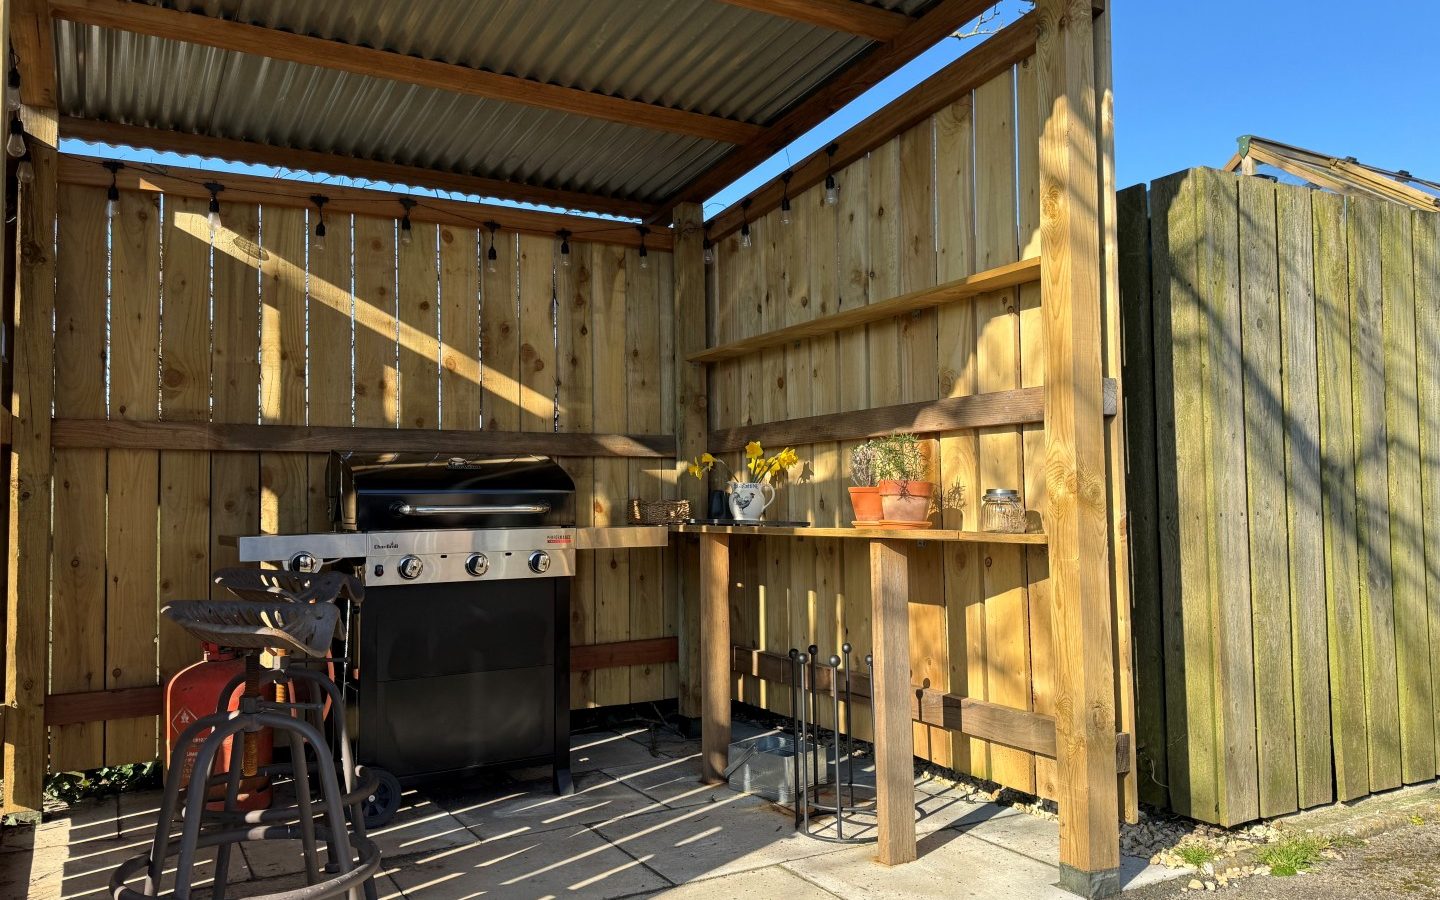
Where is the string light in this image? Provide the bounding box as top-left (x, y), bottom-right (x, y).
top-left (6, 114), bottom-right (26, 158)
top-left (16, 147), bottom-right (33, 185)
top-left (556, 229), bottom-right (572, 267)
top-left (104, 160), bottom-right (123, 217)
top-left (823, 142), bottom-right (840, 206)
top-left (637, 225), bottom-right (649, 270)
top-left (398, 197), bottom-right (416, 246)
top-left (484, 221), bottom-right (500, 273)
top-left (780, 170), bottom-right (793, 226)
top-left (703, 226), bottom-right (714, 266)
top-left (204, 181), bottom-right (224, 233)
top-left (310, 194), bottom-right (328, 252)
top-left (6, 67), bottom-right (20, 113)
top-left (739, 198), bottom-right (752, 250)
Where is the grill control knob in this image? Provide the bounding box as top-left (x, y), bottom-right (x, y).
top-left (289, 552), bottom-right (320, 574)
top-left (397, 555), bottom-right (424, 580)
top-left (465, 553), bottom-right (490, 577)
top-left (527, 550), bottom-right (551, 574)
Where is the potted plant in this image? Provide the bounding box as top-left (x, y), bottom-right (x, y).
top-left (688, 443), bottom-right (804, 523)
top-left (848, 441), bottom-right (884, 524)
top-left (872, 433), bottom-right (934, 526)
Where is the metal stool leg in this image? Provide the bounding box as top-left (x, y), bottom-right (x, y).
top-left (288, 728), bottom-right (323, 883)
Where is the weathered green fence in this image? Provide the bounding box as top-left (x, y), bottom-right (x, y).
top-left (1120, 166), bottom-right (1440, 825)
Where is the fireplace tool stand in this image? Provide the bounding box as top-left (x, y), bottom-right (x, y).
top-left (790, 643), bottom-right (877, 844)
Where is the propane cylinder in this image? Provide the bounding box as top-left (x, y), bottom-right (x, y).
top-left (165, 643), bottom-right (274, 811)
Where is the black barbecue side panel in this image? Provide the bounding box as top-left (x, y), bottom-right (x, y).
top-left (357, 581), bottom-right (569, 781)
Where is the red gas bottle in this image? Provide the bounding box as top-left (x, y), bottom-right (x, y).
top-left (165, 643), bottom-right (274, 811)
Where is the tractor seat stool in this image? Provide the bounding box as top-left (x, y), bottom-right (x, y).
top-left (109, 599), bottom-right (380, 900)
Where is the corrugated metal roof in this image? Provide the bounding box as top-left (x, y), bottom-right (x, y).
top-left (54, 0), bottom-right (944, 209)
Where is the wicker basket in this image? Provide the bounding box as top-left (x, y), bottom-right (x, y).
top-left (629, 498), bottom-right (691, 525)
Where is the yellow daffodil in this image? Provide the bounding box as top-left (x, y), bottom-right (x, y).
top-left (687, 462), bottom-right (703, 479)
top-left (700, 452), bottom-right (716, 465)
top-left (745, 441), bottom-right (763, 459)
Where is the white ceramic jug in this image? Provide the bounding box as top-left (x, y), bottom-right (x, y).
top-left (728, 481), bottom-right (775, 521)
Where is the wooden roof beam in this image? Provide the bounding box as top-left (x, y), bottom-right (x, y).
top-left (57, 154), bottom-right (673, 249)
top-left (713, 0), bottom-right (911, 41)
top-left (11, 0), bottom-right (58, 107)
top-left (60, 117), bottom-right (654, 219)
top-left (649, 0), bottom-right (1000, 222)
top-left (48, 0), bottom-right (763, 145)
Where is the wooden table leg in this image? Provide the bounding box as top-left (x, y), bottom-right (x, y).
top-left (870, 539), bottom-right (917, 865)
top-left (700, 533), bottom-right (732, 784)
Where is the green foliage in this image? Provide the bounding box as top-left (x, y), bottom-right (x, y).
top-left (1256, 834), bottom-right (1332, 877)
top-left (44, 761), bottom-right (162, 804)
top-left (871, 433), bottom-right (928, 483)
top-left (1174, 842), bottom-right (1219, 868)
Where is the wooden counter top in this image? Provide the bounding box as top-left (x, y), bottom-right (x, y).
top-left (670, 524), bottom-right (1045, 545)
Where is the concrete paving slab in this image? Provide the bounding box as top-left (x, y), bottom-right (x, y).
top-left (433, 769), bottom-right (670, 839)
top-left (363, 788), bottom-right (480, 861)
top-left (386, 823), bottom-right (670, 899)
top-left (569, 728), bottom-right (667, 774)
top-left (650, 863), bottom-right (841, 897)
top-left (227, 869), bottom-right (407, 900)
top-left (601, 754), bottom-right (741, 809)
top-left (594, 790), bottom-right (847, 884)
top-left (11, 834), bottom-right (250, 900)
top-left (28, 797), bottom-right (119, 851)
top-left (783, 829), bottom-right (1074, 899)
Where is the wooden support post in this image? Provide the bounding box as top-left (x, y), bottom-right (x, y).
top-left (869, 539), bottom-right (917, 865)
top-left (1037, 1), bottom-right (1120, 895)
top-left (673, 202), bottom-right (709, 721)
top-left (4, 104), bottom-right (58, 818)
top-left (700, 532), bottom-right (732, 783)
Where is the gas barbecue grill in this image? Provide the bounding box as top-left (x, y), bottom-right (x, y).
top-left (237, 452), bottom-right (577, 797)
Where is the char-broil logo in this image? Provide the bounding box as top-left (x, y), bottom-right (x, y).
top-left (373, 540), bottom-right (400, 551)
top-left (546, 533), bottom-right (573, 545)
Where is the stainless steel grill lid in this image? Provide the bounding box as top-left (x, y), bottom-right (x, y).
top-left (329, 453), bottom-right (576, 532)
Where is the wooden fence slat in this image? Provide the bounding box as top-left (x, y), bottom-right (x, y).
top-left (518, 233), bottom-right (556, 433)
top-left (105, 188), bottom-right (161, 765)
top-left (439, 225), bottom-right (481, 430)
top-left (259, 205), bottom-right (310, 540)
top-left (1416, 211), bottom-right (1440, 778)
top-left (1347, 195), bottom-right (1402, 792)
top-left (158, 197), bottom-right (213, 684)
top-left (627, 245), bottom-right (665, 704)
top-left (1379, 201), bottom-right (1432, 783)
top-left (974, 66), bottom-right (1033, 793)
top-left (1275, 185), bottom-right (1333, 809)
top-left (1313, 190), bottom-right (1369, 800)
top-left (354, 215), bottom-right (398, 429)
top-left (308, 207), bottom-right (355, 530)
top-left (398, 220), bottom-right (440, 430)
top-left (558, 240), bottom-right (596, 709)
top-left (481, 230), bottom-right (520, 431)
top-left (1237, 176), bottom-right (1297, 818)
top-left (51, 184), bottom-right (109, 772)
top-left (1117, 182), bottom-right (1167, 809)
top-left (591, 243), bottom-right (631, 708)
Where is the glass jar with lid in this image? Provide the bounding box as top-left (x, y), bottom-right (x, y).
top-left (980, 488), bottom-right (1026, 533)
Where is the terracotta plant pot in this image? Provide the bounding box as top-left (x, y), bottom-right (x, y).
top-left (848, 486), bottom-right (884, 523)
top-left (877, 479), bottom-right (934, 525)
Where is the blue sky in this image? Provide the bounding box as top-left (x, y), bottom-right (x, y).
top-left (64, 2), bottom-right (1440, 221)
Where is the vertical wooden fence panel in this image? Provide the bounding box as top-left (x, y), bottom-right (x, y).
top-left (50, 184), bottom-right (108, 772)
top-left (1127, 167), bottom-right (1440, 824)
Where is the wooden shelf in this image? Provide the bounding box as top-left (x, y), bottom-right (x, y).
top-left (671, 524), bottom-right (1045, 545)
top-left (688, 257), bottom-right (1040, 364)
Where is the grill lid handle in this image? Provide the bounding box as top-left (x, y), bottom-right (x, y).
top-left (389, 502), bottom-right (552, 517)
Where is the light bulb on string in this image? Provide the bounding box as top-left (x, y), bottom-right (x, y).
top-left (823, 142), bottom-right (840, 206)
top-left (637, 226), bottom-right (649, 270)
top-left (556, 229), bottom-right (571, 267)
top-left (16, 149), bottom-right (33, 185)
top-left (485, 222), bottom-right (500, 274)
top-left (310, 194), bottom-right (329, 252)
top-left (6, 67), bottom-right (20, 113)
top-left (104, 161), bottom-right (123, 217)
top-left (739, 198), bottom-right (753, 249)
top-left (204, 182), bottom-right (224, 234)
top-left (399, 198), bottom-right (416, 247)
top-left (7, 115), bottom-right (26, 158)
top-left (703, 236), bottom-right (714, 266)
top-left (779, 171), bottom-right (793, 226)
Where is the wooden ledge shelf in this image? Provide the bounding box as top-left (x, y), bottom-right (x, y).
top-left (688, 257), bottom-right (1040, 364)
top-left (672, 524), bottom-right (1044, 545)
